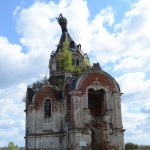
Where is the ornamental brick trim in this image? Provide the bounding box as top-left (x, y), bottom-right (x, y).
top-left (34, 86), bottom-right (57, 110)
top-left (78, 72), bottom-right (116, 93)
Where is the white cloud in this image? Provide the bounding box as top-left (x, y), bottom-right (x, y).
top-left (0, 37), bottom-right (28, 88)
top-left (114, 56), bottom-right (147, 72)
top-left (89, 7), bottom-right (120, 64)
top-left (116, 72), bottom-right (150, 94)
top-left (87, 0), bottom-right (150, 72)
top-left (0, 83), bottom-right (25, 146)
top-left (117, 72), bottom-right (150, 144)
top-left (122, 104), bottom-right (150, 144)
top-left (113, 0), bottom-right (150, 72)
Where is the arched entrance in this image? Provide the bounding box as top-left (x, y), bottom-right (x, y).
top-left (91, 121), bottom-right (107, 150)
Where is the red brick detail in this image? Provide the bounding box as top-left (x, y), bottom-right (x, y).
top-left (78, 72), bottom-right (115, 93)
top-left (63, 83), bottom-right (70, 96)
top-left (70, 97), bottom-right (76, 128)
top-left (34, 86), bottom-right (57, 111)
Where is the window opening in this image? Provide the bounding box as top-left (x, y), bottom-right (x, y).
top-left (56, 61), bottom-right (60, 70)
top-left (45, 99), bottom-right (51, 118)
top-left (88, 89), bottom-right (105, 117)
top-left (69, 41), bottom-right (75, 49)
top-left (72, 58), bottom-right (75, 65)
top-left (76, 58), bottom-right (80, 66)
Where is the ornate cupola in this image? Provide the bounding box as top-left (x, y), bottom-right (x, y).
top-left (49, 14), bottom-right (91, 86)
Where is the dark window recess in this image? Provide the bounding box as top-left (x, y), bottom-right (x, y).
top-left (27, 87), bottom-right (35, 104)
top-left (56, 61), bottom-right (60, 70)
top-left (72, 58), bottom-right (75, 65)
top-left (45, 99), bottom-right (51, 118)
top-left (88, 89), bottom-right (105, 117)
top-left (76, 58), bottom-right (79, 66)
top-left (57, 90), bottom-right (62, 100)
top-left (69, 41), bottom-right (75, 49)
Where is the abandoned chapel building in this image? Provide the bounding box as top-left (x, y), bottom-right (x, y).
top-left (25, 14), bottom-right (125, 150)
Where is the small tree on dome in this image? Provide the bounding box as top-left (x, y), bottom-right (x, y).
top-left (59, 38), bottom-right (74, 72)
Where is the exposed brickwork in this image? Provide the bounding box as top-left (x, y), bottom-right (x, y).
top-left (34, 86), bottom-right (57, 111)
top-left (78, 72), bottom-right (116, 93)
top-left (63, 83), bottom-right (70, 96)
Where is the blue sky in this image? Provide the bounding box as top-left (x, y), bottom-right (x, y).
top-left (0, 0), bottom-right (150, 147)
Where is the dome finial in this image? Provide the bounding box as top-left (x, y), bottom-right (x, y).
top-left (57, 14), bottom-right (68, 32)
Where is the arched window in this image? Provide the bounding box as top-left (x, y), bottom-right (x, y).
top-left (45, 99), bottom-right (51, 118)
top-left (88, 89), bottom-right (105, 117)
top-left (72, 58), bottom-right (75, 65)
top-left (69, 41), bottom-right (75, 49)
top-left (76, 58), bottom-right (80, 66)
top-left (56, 61), bottom-right (60, 70)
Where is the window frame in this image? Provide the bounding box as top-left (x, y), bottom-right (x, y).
top-left (44, 99), bottom-right (52, 118)
top-left (76, 58), bottom-right (80, 66)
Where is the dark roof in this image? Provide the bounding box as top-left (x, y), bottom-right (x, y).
top-left (50, 14), bottom-right (84, 59)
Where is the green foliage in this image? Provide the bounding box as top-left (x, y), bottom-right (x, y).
top-left (83, 58), bottom-right (92, 68)
top-left (139, 145), bottom-right (150, 149)
top-left (59, 39), bottom-right (74, 72)
top-left (15, 145), bottom-right (19, 150)
top-left (7, 142), bottom-right (19, 150)
top-left (8, 142), bottom-right (15, 150)
top-left (72, 59), bottom-right (91, 77)
top-left (28, 76), bottom-right (48, 92)
top-left (81, 58), bottom-right (92, 72)
top-left (57, 39), bottom-right (91, 77)
top-left (72, 66), bottom-right (82, 77)
top-left (53, 79), bottom-right (63, 91)
top-left (23, 76), bottom-right (48, 103)
top-left (125, 143), bottom-right (138, 150)
top-left (8, 142), bottom-right (19, 150)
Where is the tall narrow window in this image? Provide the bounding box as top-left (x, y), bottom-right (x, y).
top-left (72, 58), bottom-right (75, 65)
top-left (56, 61), bottom-right (60, 70)
top-left (45, 99), bottom-right (51, 118)
top-left (76, 58), bottom-right (80, 66)
top-left (88, 89), bottom-right (105, 117)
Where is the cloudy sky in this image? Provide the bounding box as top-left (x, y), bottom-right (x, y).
top-left (0, 0), bottom-right (150, 147)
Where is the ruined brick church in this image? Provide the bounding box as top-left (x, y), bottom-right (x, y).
top-left (25, 14), bottom-right (125, 150)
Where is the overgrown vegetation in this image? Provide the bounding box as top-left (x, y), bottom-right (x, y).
top-left (58, 39), bottom-right (91, 77)
top-left (23, 76), bottom-right (49, 103)
top-left (24, 39), bottom-right (92, 101)
top-left (125, 143), bottom-right (150, 150)
top-left (28, 76), bottom-right (48, 92)
top-left (72, 58), bottom-right (91, 77)
top-left (125, 143), bottom-right (138, 150)
top-left (8, 142), bottom-right (19, 150)
top-left (58, 39), bottom-right (74, 73)
top-left (0, 142), bottom-right (21, 150)
top-left (53, 78), bottom-right (63, 90)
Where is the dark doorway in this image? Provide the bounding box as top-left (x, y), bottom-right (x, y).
top-left (88, 89), bottom-right (105, 117)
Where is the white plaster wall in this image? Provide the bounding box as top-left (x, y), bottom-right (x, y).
top-left (28, 136), bottom-right (65, 150)
top-left (27, 110), bottom-right (36, 134)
